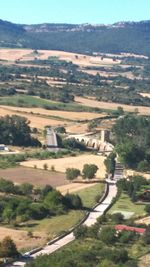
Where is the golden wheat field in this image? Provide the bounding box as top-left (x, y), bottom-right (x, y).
top-left (21, 154), bottom-right (106, 179)
top-left (1, 105), bottom-right (103, 121)
top-left (75, 96), bottom-right (150, 116)
top-left (0, 48), bottom-right (120, 67)
top-left (0, 106), bottom-right (69, 129)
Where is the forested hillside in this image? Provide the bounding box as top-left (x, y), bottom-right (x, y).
top-left (0, 19), bottom-right (150, 56)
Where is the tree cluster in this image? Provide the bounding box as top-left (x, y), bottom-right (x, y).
top-left (0, 236), bottom-right (18, 258)
top-left (113, 115), bottom-right (150, 170)
top-left (0, 179), bottom-right (83, 224)
top-left (0, 115), bottom-right (41, 146)
top-left (117, 175), bottom-right (149, 202)
top-left (66, 164), bottom-right (98, 181)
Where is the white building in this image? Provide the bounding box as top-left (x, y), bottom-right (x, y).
top-left (0, 144), bottom-right (9, 151)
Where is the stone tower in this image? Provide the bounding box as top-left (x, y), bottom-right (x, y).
top-left (101, 130), bottom-right (110, 143)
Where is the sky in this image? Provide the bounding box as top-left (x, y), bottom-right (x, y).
top-left (0, 0), bottom-right (150, 25)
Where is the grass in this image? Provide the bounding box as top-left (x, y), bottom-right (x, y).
top-left (77, 183), bottom-right (105, 208)
top-left (0, 94), bottom-right (107, 113)
top-left (0, 183), bottom-right (105, 251)
top-left (109, 192), bottom-right (146, 218)
top-left (129, 241), bottom-right (150, 259)
top-left (22, 210), bottom-right (85, 239)
top-left (0, 95), bottom-right (58, 108)
top-left (15, 183), bottom-right (104, 241)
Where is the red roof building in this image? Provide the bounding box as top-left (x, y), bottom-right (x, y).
top-left (115, 224), bottom-right (146, 234)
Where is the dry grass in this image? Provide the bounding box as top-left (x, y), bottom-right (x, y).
top-left (0, 167), bottom-right (68, 187)
top-left (126, 169), bottom-right (150, 180)
top-left (1, 105), bottom-right (103, 121)
top-left (20, 154), bottom-right (106, 179)
top-left (66, 122), bottom-right (88, 134)
top-left (0, 226), bottom-right (46, 250)
top-left (139, 93), bottom-right (150, 98)
top-left (0, 48), bottom-right (120, 67)
top-left (136, 216), bottom-right (150, 225)
top-left (75, 96), bottom-right (150, 116)
top-left (0, 49), bottom-right (33, 61)
top-left (0, 211), bottom-right (84, 251)
top-left (0, 106), bottom-right (70, 129)
top-left (57, 182), bottom-right (99, 195)
top-left (81, 69), bottom-right (136, 79)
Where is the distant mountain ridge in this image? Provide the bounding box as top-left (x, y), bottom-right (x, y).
top-left (24, 20), bottom-right (150, 32)
top-left (0, 19), bottom-right (150, 56)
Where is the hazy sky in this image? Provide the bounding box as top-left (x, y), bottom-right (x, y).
top-left (0, 0), bottom-right (150, 24)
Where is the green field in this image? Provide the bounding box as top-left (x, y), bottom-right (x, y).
top-left (22, 210), bottom-right (84, 239)
top-left (109, 192), bottom-right (146, 218)
top-left (0, 94), bottom-right (103, 113)
top-left (77, 183), bottom-right (105, 208)
top-left (16, 183), bottom-right (105, 242)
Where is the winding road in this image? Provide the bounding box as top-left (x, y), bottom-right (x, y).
top-left (11, 182), bottom-right (117, 267)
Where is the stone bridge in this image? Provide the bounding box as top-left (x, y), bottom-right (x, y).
top-left (68, 132), bottom-right (114, 153)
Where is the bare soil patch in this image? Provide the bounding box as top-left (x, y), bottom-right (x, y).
top-left (0, 167), bottom-right (68, 187)
top-left (139, 254), bottom-right (150, 267)
top-left (136, 216), bottom-right (150, 225)
top-left (139, 93), bottom-right (150, 98)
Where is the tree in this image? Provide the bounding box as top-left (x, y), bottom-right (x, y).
top-left (104, 153), bottom-right (116, 175)
top-left (66, 168), bottom-right (80, 181)
top-left (0, 236), bottom-right (18, 258)
top-left (93, 73), bottom-right (101, 85)
top-left (87, 121), bottom-right (97, 132)
top-left (2, 207), bottom-right (14, 224)
top-left (117, 106), bottom-right (124, 116)
top-left (137, 160), bottom-right (149, 172)
top-left (113, 115), bottom-right (150, 170)
top-left (119, 231), bottom-right (136, 244)
top-left (111, 212), bottom-right (124, 224)
top-left (99, 226), bottom-right (116, 244)
top-left (64, 194), bottom-right (83, 209)
top-left (74, 225), bottom-right (88, 239)
top-left (41, 185), bottom-right (53, 198)
top-left (0, 178), bottom-right (15, 193)
top-left (97, 259), bottom-right (117, 267)
top-left (63, 138), bottom-right (86, 151)
top-left (44, 190), bottom-right (65, 214)
top-left (145, 204), bottom-right (150, 214)
top-left (115, 142), bottom-right (144, 168)
top-left (29, 203), bottom-right (48, 220)
top-left (82, 164), bottom-right (98, 179)
top-left (55, 126), bottom-right (66, 134)
top-left (143, 226), bottom-right (150, 244)
top-left (20, 183), bottom-right (33, 195)
top-left (43, 163), bottom-right (48, 170)
top-left (0, 115), bottom-right (41, 147)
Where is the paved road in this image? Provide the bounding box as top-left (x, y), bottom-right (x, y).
top-left (12, 183), bottom-right (117, 266)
